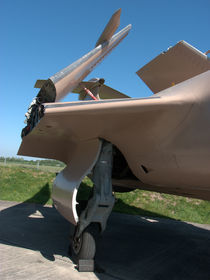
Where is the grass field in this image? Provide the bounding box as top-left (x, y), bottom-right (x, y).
top-left (0, 165), bottom-right (210, 224)
top-left (0, 162), bottom-right (63, 173)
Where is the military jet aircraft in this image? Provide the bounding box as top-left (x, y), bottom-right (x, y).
top-left (18, 9), bottom-right (210, 265)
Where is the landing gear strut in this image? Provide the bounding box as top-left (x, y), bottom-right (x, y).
top-left (71, 140), bottom-right (115, 269)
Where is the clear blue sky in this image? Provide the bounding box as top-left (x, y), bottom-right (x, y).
top-left (0, 0), bottom-right (209, 158)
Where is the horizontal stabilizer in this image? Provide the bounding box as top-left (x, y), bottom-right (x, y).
top-left (72, 81), bottom-right (130, 99)
top-left (97, 84), bottom-right (130, 99)
top-left (95, 9), bottom-right (121, 47)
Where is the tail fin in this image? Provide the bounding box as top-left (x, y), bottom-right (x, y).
top-left (37, 9), bottom-right (131, 102)
top-left (95, 8), bottom-right (121, 47)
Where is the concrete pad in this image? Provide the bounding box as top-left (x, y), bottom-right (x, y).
top-left (0, 200), bottom-right (210, 280)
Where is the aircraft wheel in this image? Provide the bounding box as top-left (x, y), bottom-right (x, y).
top-left (72, 223), bottom-right (99, 260)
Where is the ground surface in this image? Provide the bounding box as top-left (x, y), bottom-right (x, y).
top-left (0, 200), bottom-right (210, 280)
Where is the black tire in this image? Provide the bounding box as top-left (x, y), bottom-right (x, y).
top-left (72, 223), bottom-right (99, 261)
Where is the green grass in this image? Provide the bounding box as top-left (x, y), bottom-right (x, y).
top-left (0, 165), bottom-right (210, 224)
top-left (114, 190), bottom-right (210, 223)
top-left (0, 165), bottom-right (55, 204)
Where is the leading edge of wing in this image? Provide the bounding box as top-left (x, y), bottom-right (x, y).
top-left (44, 95), bottom-right (162, 114)
top-left (45, 68), bottom-right (210, 114)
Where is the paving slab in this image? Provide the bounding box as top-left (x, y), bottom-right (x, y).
top-left (0, 200), bottom-right (210, 280)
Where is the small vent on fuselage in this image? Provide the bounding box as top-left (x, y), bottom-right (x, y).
top-left (141, 165), bottom-right (149, 174)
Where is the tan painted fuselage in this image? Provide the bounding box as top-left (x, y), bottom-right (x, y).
top-left (18, 71), bottom-right (210, 201)
top-left (17, 9), bottom-right (210, 228)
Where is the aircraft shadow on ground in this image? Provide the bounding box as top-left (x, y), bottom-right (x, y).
top-left (0, 184), bottom-right (71, 261)
top-left (0, 184), bottom-right (210, 280)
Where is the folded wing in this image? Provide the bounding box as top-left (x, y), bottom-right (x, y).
top-left (136, 41), bottom-right (210, 94)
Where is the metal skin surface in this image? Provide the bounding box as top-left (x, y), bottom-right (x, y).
top-left (50, 24), bottom-right (131, 102)
top-left (53, 140), bottom-right (102, 224)
top-left (19, 72), bottom-right (210, 209)
top-left (18, 10), bottom-right (210, 227)
top-left (73, 80), bottom-right (130, 100)
top-left (95, 8), bottom-right (121, 47)
top-left (18, 10), bottom-right (132, 225)
top-left (137, 41), bottom-right (210, 94)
